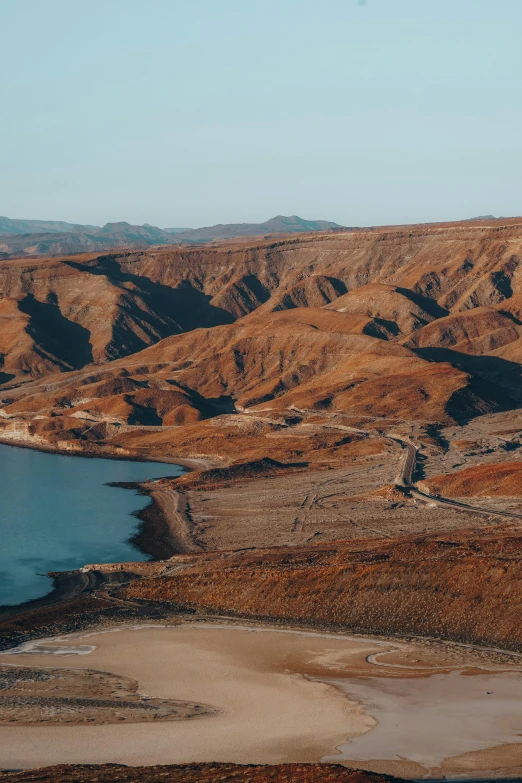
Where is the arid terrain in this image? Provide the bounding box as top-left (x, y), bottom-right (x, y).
top-left (1, 217), bottom-right (522, 780)
top-left (0, 765), bottom-right (397, 783)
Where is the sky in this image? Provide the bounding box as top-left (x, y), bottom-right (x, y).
top-left (1, 0), bottom-right (521, 228)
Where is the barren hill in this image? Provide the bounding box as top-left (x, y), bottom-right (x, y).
top-left (0, 216), bottom-right (98, 235)
top-left (171, 214), bottom-right (345, 243)
top-left (0, 222), bottom-right (173, 258)
top-left (1, 218), bottom-right (522, 409)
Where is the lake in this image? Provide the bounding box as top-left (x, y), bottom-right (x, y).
top-left (0, 445), bottom-right (183, 607)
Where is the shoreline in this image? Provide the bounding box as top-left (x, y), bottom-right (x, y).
top-left (3, 604), bottom-right (522, 666)
top-left (0, 624), bottom-right (382, 768)
top-left (0, 440), bottom-right (207, 618)
top-left (129, 483), bottom-right (202, 559)
top-left (0, 434), bottom-right (214, 471)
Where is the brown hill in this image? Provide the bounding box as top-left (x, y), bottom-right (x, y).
top-left (0, 219), bottom-right (521, 376)
top-left (116, 529), bottom-right (522, 652)
top-left (0, 306), bottom-right (511, 448)
top-left (3, 217), bottom-right (522, 727)
top-left (403, 307), bottom-right (522, 355)
top-left (1, 217), bottom-right (522, 455)
top-left (424, 461), bottom-right (522, 497)
top-left (323, 283), bottom-right (448, 336)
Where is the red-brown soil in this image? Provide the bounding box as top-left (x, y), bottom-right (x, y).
top-left (2, 218), bottom-right (522, 393)
top-left (1, 220), bottom-right (522, 444)
top-left (0, 303), bottom-right (512, 458)
top-left (403, 307), bottom-right (522, 355)
top-left (0, 764), bottom-right (401, 783)
top-left (424, 461), bottom-right (522, 497)
top-left (116, 529), bottom-right (522, 652)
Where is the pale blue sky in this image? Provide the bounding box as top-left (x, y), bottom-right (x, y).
top-left (1, 0), bottom-right (521, 228)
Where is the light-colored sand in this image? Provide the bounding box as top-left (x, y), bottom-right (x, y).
top-left (321, 671), bottom-right (522, 773)
top-left (0, 625), bottom-right (376, 769)
top-left (1, 624), bottom-right (522, 776)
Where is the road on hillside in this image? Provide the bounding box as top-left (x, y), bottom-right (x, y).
top-left (246, 411), bottom-right (522, 523)
top-left (392, 436), bottom-right (522, 521)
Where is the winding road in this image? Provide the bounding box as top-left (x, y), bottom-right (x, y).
top-left (392, 436), bottom-right (522, 521)
top-left (296, 414), bottom-right (522, 523)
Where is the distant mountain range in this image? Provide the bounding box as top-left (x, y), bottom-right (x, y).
top-left (171, 215), bottom-right (343, 243)
top-left (0, 222), bottom-right (173, 259)
top-left (0, 216), bottom-right (99, 235)
top-left (0, 215), bottom-right (345, 258)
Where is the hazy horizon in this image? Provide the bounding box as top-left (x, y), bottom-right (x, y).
top-left (1, 0), bottom-right (521, 227)
top-left (1, 211), bottom-right (519, 232)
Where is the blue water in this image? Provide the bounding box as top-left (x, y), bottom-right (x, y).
top-left (0, 445), bottom-right (184, 607)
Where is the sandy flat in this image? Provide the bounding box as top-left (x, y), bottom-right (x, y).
top-left (0, 625), bottom-right (376, 769)
top-left (2, 624), bottom-right (522, 776)
top-left (322, 671), bottom-right (522, 771)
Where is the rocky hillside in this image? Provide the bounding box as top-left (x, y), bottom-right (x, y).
top-left (171, 214), bottom-right (345, 243)
top-left (0, 216), bottom-right (98, 235)
top-left (2, 218), bottom-right (522, 697)
top-left (0, 222), bottom-right (174, 258)
top-left (1, 218), bottom-right (521, 433)
top-left (423, 461), bottom-right (522, 497)
top-left (3, 528), bottom-right (521, 656)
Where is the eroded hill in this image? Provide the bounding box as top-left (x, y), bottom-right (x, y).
top-left (1, 219), bottom-right (522, 410)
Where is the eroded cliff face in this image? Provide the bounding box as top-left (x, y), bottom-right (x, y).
top-left (1, 219), bottom-right (522, 441)
top-left (1, 219), bottom-right (522, 381)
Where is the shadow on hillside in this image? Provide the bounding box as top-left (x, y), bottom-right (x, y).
top-left (414, 346), bottom-right (522, 403)
top-left (65, 256), bottom-right (234, 333)
top-left (166, 378), bottom-right (237, 417)
top-left (425, 423), bottom-right (450, 451)
top-left (396, 287), bottom-right (449, 319)
top-left (203, 395), bottom-right (237, 414)
top-left (364, 316), bottom-right (400, 338)
top-left (18, 293), bottom-right (94, 371)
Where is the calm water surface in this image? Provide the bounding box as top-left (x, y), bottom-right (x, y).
top-left (0, 445), bottom-right (183, 606)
